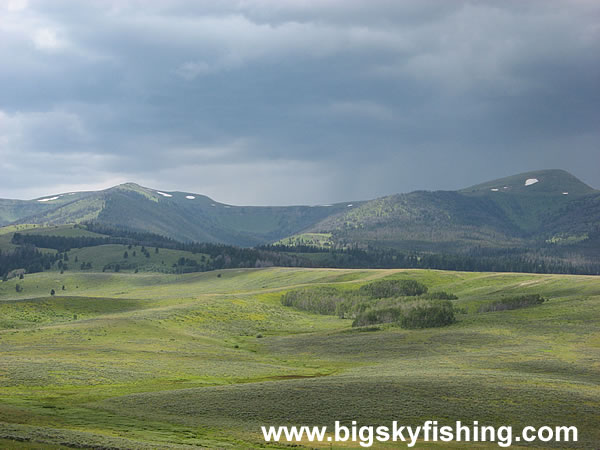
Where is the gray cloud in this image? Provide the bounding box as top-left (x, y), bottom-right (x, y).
top-left (0, 0), bottom-right (598, 204)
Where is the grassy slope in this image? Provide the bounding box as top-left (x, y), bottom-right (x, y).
top-left (0, 224), bottom-right (211, 274)
top-left (16, 225), bottom-right (107, 238)
top-left (66, 244), bottom-right (209, 273)
top-left (0, 268), bottom-right (598, 448)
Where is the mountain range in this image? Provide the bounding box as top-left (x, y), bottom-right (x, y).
top-left (1, 169), bottom-right (598, 255)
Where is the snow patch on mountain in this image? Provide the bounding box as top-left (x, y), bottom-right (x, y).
top-left (37, 196), bottom-right (60, 202)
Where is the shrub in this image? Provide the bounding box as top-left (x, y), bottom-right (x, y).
top-left (478, 294), bottom-right (546, 313)
top-left (400, 301), bottom-right (456, 329)
top-left (281, 287), bottom-right (347, 315)
top-left (280, 280), bottom-right (448, 321)
top-left (352, 307), bottom-right (404, 327)
top-left (280, 281), bottom-right (459, 330)
top-left (359, 279), bottom-right (428, 298)
top-left (353, 300), bottom-right (455, 329)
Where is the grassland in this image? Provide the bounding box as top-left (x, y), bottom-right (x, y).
top-left (0, 267), bottom-right (598, 448)
top-left (65, 244), bottom-right (209, 273)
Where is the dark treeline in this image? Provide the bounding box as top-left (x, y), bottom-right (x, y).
top-left (261, 244), bottom-right (600, 275)
top-left (84, 223), bottom-right (311, 269)
top-left (84, 223), bottom-right (181, 248)
top-left (0, 246), bottom-right (57, 279)
top-left (86, 223), bottom-right (313, 270)
top-left (10, 225), bottom-right (313, 274)
top-left (13, 223), bottom-right (184, 252)
top-left (5, 223), bottom-right (600, 277)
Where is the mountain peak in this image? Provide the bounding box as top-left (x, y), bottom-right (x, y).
top-left (460, 169), bottom-right (596, 196)
top-left (109, 182), bottom-right (163, 199)
top-left (115, 182), bottom-right (143, 189)
top-left (111, 182), bottom-right (150, 192)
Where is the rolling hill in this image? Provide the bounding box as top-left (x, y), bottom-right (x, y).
top-left (0, 267), bottom-right (599, 447)
top-left (0, 170), bottom-right (598, 254)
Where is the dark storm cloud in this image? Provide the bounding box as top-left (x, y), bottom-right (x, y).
top-left (1, 0), bottom-right (599, 204)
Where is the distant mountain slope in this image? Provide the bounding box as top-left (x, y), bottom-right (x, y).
top-left (0, 170), bottom-right (597, 252)
top-left (461, 169), bottom-right (595, 196)
top-left (1, 183), bottom-right (353, 246)
top-left (460, 169), bottom-right (597, 233)
top-left (0, 199), bottom-right (47, 226)
top-left (308, 169), bottom-right (599, 252)
top-left (308, 190), bottom-right (525, 252)
top-left (0, 190), bottom-right (98, 227)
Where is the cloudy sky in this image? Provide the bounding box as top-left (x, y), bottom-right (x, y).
top-left (1, 0), bottom-right (599, 205)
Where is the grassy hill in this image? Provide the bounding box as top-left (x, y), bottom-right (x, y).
top-left (0, 267), bottom-right (598, 447)
top-left (0, 225), bottom-right (214, 276)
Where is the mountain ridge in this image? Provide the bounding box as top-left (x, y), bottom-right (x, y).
top-left (14, 168), bottom-right (597, 204)
top-left (1, 170), bottom-right (598, 252)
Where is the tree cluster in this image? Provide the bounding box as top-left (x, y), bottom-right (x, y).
top-left (281, 280), bottom-right (458, 329)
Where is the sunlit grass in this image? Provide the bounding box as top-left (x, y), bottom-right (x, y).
top-left (0, 267), bottom-right (598, 448)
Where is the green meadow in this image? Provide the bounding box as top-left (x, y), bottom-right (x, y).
top-left (0, 267), bottom-right (598, 448)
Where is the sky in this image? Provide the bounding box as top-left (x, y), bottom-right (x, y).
top-left (1, 0), bottom-right (599, 205)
